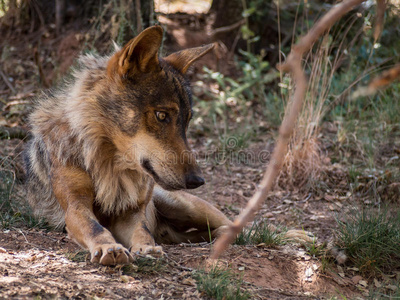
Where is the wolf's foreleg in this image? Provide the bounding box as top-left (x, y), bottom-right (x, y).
top-left (109, 207), bottom-right (163, 255)
top-left (51, 163), bottom-right (133, 265)
top-left (109, 183), bottom-right (163, 255)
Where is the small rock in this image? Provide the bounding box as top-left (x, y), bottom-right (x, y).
top-left (336, 251), bottom-right (348, 265)
top-left (120, 275), bottom-right (134, 283)
top-left (305, 267), bottom-right (313, 277)
top-left (351, 275), bottom-right (362, 284)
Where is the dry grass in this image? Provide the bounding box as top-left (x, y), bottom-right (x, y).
top-left (279, 16), bottom-right (368, 190)
top-left (279, 35), bottom-right (335, 189)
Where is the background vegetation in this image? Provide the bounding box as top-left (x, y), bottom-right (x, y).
top-left (0, 0), bottom-right (400, 298)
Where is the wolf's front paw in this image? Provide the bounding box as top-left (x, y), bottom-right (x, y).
top-left (130, 245), bottom-right (164, 257)
top-left (91, 243), bottom-right (133, 265)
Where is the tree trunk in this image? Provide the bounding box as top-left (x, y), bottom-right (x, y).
top-left (210, 0), bottom-right (280, 62)
top-left (209, 0), bottom-right (243, 49)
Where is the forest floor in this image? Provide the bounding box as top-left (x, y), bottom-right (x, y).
top-left (0, 129), bottom-right (371, 300)
top-left (1, 4), bottom-right (400, 300)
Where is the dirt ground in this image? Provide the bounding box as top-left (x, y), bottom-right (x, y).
top-left (1, 3), bottom-right (397, 300)
top-left (0, 137), bottom-right (364, 299)
top-left (0, 227), bottom-right (360, 299)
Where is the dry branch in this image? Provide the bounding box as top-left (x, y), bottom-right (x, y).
top-left (374, 0), bottom-right (386, 42)
top-left (369, 63), bottom-right (400, 90)
top-left (352, 63), bottom-right (400, 98)
top-left (209, 0), bottom-right (367, 261)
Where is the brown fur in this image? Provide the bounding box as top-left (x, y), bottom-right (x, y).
top-left (24, 26), bottom-right (231, 265)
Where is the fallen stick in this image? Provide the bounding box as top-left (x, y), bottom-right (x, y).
top-left (0, 126), bottom-right (28, 140)
top-left (0, 69), bottom-right (16, 94)
top-left (210, 0), bottom-right (367, 260)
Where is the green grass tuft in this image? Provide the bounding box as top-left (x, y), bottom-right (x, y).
top-left (122, 256), bottom-right (167, 275)
top-left (193, 265), bottom-right (250, 300)
top-left (304, 238), bottom-right (325, 258)
top-left (235, 222), bottom-right (287, 247)
top-left (335, 207), bottom-right (400, 276)
top-left (0, 159), bottom-right (48, 230)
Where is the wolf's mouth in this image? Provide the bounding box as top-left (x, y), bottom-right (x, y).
top-left (141, 159), bottom-right (160, 181)
top-left (141, 159), bottom-right (178, 190)
top-left (141, 159), bottom-right (188, 191)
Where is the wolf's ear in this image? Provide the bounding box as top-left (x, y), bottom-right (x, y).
top-left (108, 25), bottom-right (163, 77)
top-left (164, 44), bottom-right (214, 74)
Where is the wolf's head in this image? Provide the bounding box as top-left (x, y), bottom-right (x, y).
top-left (101, 25), bottom-right (212, 191)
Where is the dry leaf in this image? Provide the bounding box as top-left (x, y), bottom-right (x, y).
top-left (387, 285), bottom-right (398, 291)
top-left (120, 275), bottom-right (134, 283)
top-left (374, 278), bottom-right (381, 288)
top-left (181, 278), bottom-right (195, 286)
top-left (359, 280), bottom-right (368, 287)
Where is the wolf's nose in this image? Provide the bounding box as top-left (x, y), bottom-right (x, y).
top-left (185, 173), bottom-right (205, 189)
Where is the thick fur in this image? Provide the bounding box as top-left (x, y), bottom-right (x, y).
top-left (25, 26), bottom-right (231, 265)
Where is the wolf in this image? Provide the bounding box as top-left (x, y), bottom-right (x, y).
top-left (24, 25), bottom-right (231, 265)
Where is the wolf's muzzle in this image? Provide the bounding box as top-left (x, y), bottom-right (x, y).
top-left (185, 173), bottom-right (205, 189)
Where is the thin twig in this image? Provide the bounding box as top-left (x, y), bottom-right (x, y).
top-left (34, 45), bottom-right (51, 88)
top-left (352, 63), bottom-right (400, 98)
top-left (165, 256), bottom-right (193, 272)
top-left (3, 99), bottom-right (31, 110)
top-left (209, 0), bottom-right (367, 261)
top-left (369, 63), bottom-right (400, 90)
top-left (13, 229), bottom-right (49, 251)
top-left (0, 69), bottom-right (16, 94)
top-left (209, 19), bottom-right (246, 37)
top-left (17, 228), bottom-right (30, 244)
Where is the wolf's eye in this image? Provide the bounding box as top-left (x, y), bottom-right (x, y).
top-left (156, 111), bottom-right (168, 122)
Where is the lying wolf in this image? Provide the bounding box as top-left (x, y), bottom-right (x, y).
top-left (25, 25), bottom-right (231, 265)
